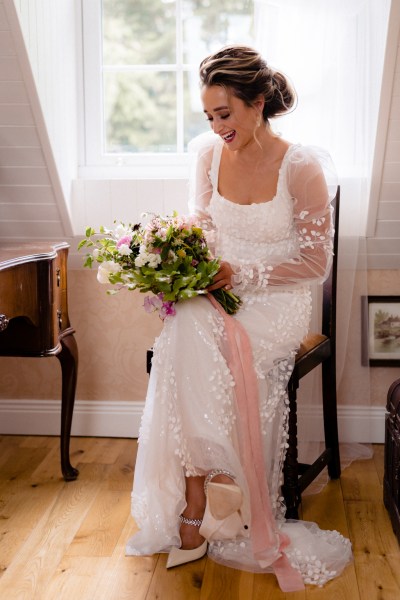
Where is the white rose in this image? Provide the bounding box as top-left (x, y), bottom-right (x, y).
top-left (134, 253), bottom-right (146, 267)
top-left (97, 260), bottom-right (121, 284)
top-left (114, 223), bottom-right (131, 239)
top-left (118, 243), bottom-right (131, 256)
top-left (148, 254), bottom-right (161, 268)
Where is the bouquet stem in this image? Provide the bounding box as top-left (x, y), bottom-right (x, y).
top-left (211, 288), bottom-right (242, 315)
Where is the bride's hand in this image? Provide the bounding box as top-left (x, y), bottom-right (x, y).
top-left (207, 261), bottom-right (234, 292)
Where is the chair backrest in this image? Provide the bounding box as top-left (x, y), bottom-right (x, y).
top-left (321, 186), bottom-right (340, 342)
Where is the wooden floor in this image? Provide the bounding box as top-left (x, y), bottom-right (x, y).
top-left (0, 437), bottom-right (399, 600)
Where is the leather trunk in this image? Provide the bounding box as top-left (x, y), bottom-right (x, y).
top-left (384, 378), bottom-right (400, 545)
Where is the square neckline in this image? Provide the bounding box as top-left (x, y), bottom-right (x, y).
top-left (211, 138), bottom-right (297, 208)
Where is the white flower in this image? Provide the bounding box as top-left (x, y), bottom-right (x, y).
top-left (134, 252), bottom-right (148, 267)
top-left (97, 260), bottom-right (121, 284)
top-left (118, 243), bottom-right (132, 256)
top-left (147, 254), bottom-right (162, 267)
top-left (114, 223), bottom-right (131, 239)
top-left (135, 249), bottom-right (161, 268)
top-left (92, 248), bottom-right (99, 259)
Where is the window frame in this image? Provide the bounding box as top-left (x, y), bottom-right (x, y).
top-left (81, 0), bottom-right (205, 178)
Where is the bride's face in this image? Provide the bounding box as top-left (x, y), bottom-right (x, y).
top-left (201, 85), bottom-right (262, 150)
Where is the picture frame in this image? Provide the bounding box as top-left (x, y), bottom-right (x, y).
top-left (361, 296), bottom-right (400, 366)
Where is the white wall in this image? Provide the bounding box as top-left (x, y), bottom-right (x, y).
top-left (13, 0), bottom-right (80, 211)
top-left (367, 0), bottom-right (400, 268)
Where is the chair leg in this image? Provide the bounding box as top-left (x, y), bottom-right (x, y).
top-left (146, 348), bottom-right (153, 374)
top-left (283, 375), bottom-right (301, 519)
top-left (322, 355), bottom-right (341, 479)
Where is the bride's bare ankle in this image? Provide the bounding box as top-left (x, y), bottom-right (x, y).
top-left (181, 474), bottom-right (207, 548)
top-left (179, 517), bottom-right (205, 550)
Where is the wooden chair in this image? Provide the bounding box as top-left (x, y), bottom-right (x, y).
top-left (146, 187), bottom-right (341, 520)
top-left (283, 187), bottom-right (341, 518)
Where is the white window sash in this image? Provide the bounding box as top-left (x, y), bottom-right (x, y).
top-left (81, 0), bottom-right (195, 176)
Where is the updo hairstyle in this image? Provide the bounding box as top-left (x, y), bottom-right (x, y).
top-left (199, 45), bottom-right (296, 121)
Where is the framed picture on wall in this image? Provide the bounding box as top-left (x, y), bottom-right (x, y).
top-left (361, 296), bottom-right (400, 366)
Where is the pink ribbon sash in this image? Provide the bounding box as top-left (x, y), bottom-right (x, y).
top-left (208, 294), bottom-right (304, 592)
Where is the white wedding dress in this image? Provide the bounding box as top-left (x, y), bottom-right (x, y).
top-left (126, 134), bottom-right (352, 590)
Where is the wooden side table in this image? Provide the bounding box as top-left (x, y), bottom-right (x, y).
top-left (384, 377), bottom-right (400, 544)
top-left (0, 242), bottom-right (79, 481)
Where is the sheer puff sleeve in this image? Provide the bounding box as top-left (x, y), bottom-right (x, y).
top-left (231, 146), bottom-right (338, 292)
top-left (188, 132), bottom-right (218, 254)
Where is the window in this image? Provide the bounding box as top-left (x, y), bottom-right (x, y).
top-left (82, 0), bottom-right (254, 172)
top-left (82, 0), bottom-right (391, 197)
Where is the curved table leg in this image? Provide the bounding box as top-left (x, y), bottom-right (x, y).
top-left (56, 331), bottom-right (79, 481)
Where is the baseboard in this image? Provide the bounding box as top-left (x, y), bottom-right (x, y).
top-left (297, 404), bottom-right (385, 443)
top-left (0, 399), bottom-right (145, 438)
top-left (0, 399), bottom-right (386, 442)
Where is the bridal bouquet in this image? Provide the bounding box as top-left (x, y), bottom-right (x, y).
top-left (78, 212), bottom-right (241, 318)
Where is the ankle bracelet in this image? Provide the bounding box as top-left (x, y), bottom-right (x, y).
top-left (179, 514), bottom-right (203, 527)
top-left (204, 469), bottom-right (236, 495)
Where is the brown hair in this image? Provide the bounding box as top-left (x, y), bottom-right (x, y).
top-left (199, 45), bottom-right (296, 121)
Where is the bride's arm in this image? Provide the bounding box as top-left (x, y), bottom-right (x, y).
top-left (188, 136), bottom-right (217, 253)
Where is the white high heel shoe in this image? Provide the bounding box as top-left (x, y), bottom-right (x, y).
top-left (166, 515), bottom-right (208, 569)
top-left (199, 469), bottom-right (244, 541)
top-left (207, 481), bottom-right (242, 519)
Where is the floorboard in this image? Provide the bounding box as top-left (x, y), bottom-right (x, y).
top-left (0, 438), bottom-right (398, 599)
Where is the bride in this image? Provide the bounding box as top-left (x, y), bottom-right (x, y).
top-left (126, 45), bottom-right (351, 592)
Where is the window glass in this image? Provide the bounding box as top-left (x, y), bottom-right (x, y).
top-left (182, 0), bottom-right (253, 66)
top-left (104, 71), bottom-right (177, 153)
top-left (102, 0), bottom-right (176, 65)
top-left (99, 0), bottom-right (254, 155)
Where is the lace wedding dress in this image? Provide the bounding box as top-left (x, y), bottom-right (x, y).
top-left (126, 134), bottom-right (352, 591)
